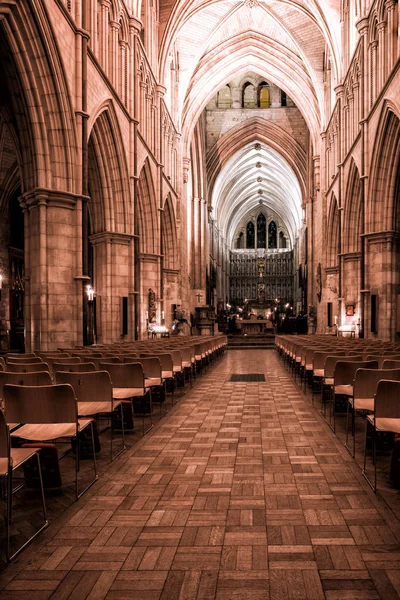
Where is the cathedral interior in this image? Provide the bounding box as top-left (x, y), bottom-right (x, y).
top-left (1, 0), bottom-right (400, 595)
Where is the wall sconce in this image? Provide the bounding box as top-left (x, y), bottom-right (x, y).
top-left (86, 285), bottom-right (94, 303)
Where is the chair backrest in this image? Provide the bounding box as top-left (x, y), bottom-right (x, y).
top-left (313, 351), bottom-right (346, 371)
top-left (48, 357), bottom-right (82, 365)
top-left (35, 352), bottom-right (70, 359)
top-left (382, 359), bottom-right (400, 369)
top-left (145, 353), bottom-right (173, 371)
top-left (0, 371), bottom-right (52, 400)
top-left (7, 353), bottom-right (37, 359)
top-left (374, 379), bottom-right (400, 419)
top-left (137, 357), bottom-right (162, 379)
top-left (4, 384), bottom-right (77, 424)
top-left (55, 370), bottom-right (112, 403)
top-left (0, 409), bottom-right (10, 462)
top-left (7, 356), bottom-right (43, 364)
top-left (99, 362), bottom-right (145, 388)
top-left (6, 362), bottom-right (50, 374)
top-left (353, 368), bottom-right (400, 399)
top-left (333, 360), bottom-right (378, 385)
top-left (54, 362), bottom-right (96, 373)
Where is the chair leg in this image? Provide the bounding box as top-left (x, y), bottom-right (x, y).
top-left (76, 422), bottom-right (98, 500)
top-left (7, 454), bottom-right (48, 562)
top-left (111, 404), bottom-right (126, 461)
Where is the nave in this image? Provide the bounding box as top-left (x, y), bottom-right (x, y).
top-left (1, 350), bottom-right (400, 599)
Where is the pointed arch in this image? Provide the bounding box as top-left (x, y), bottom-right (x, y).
top-left (327, 194), bottom-right (340, 267)
top-left (368, 104), bottom-right (400, 232)
top-left (162, 194), bottom-right (178, 270)
top-left (88, 104), bottom-right (131, 234)
top-left (138, 158), bottom-right (158, 255)
top-left (343, 159), bottom-right (362, 253)
top-left (0, 0), bottom-right (76, 193)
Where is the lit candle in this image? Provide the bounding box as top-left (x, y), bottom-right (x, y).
top-left (161, 311), bottom-right (164, 320)
top-left (334, 316), bottom-right (338, 325)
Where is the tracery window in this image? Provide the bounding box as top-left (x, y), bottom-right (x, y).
top-left (246, 221), bottom-right (255, 248)
top-left (257, 214), bottom-right (266, 248)
top-left (268, 221), bottom-right (277, 248)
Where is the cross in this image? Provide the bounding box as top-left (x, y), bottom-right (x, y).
top-left (196, 293), bottom-right (203, 304)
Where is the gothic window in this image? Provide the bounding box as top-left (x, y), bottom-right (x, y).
top-left (258, 82), bottom-right (270, 108)
top-left (281, 90), bottom-right (287, 107)
top-left (246, 221), bottom-right (255, 248)
top-left (279, 231), bottom-right (287, 248)
top-left (236, 231), bottom-right (244, 249)
top-left (217, 85), bottom-right (232, 108)
top-left (268, 221), bottom-right (277, 248)
top-left (242, 82), bottom-right (256, 108)
top-left (257, 214), bottom-right (266, 248)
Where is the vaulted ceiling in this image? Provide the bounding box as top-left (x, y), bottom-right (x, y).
top-left (159, 0), bottom-right (342, 148)
top-left (211, 142), bottom-right (302, 247)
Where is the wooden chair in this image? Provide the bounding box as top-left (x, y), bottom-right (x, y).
top-left (346, 368), bottom-right (400, 457)
top-left (0, 409), bottom-right (48, 561)
top-left (331, 360), bottom-right (378, 431)
top-left (6, 362), bottom-right (50, 374)
top-left (55, 371), bottom-right (125, 461)
top-left (363, 379), bottom-right (400, 492)
top-left (7, 356), bottom-right (43, 365)
top-left (141, 353), bottom-right (176, 401)
top-left (53, 362), bottom-right (96, 373)
top-left (4, 384), bottom-right (98, 499)
top-left (100, 362), bottom-right (153, 435)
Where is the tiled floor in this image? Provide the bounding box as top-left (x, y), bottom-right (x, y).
top-left (2, 349), bottom-right (400, 599)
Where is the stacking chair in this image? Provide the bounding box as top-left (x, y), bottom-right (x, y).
top-left (331, 360), bottom-right (378, 431)
top-left (0, 410), bottom-right (48, 561)
top-left (4, 384), bottom-right (98, 499)
top-left (382, 359), bottom-right (400, 369)
top-left (7, 362), bottom-right (50, 374)
top-left (137, 357), bottom-right (167, 413)
top-left (7, 356), bottom-right (43, 365)
top-left (55, 371), bottom-right (125, 460)
top-left (141, 353), bottom-right (176, 400)
top-left (346, 368), bottom-right (400, 457)
top-left (100, 362), bottom-right (153, 435)
top-left (363, 379), bottom-right (400, 492)
top-left (53, 362), bottom-right (96, 373)
top-left (6, 353), bottom-right (37, 361)
top-left (311, 351), bottom-right (346, 404)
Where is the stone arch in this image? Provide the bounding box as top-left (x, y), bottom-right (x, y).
top-left (368, 104), bottom-right (400, 232)
top-left (162, 194), bottom-right (178, 270)
top-left (137, 158), bottom-right (158, 255)
top-left (0, 0), bottom-right (76, 193)
top-left (343, 160), bottom-right (362, 253)
top-left (327, 194), bottom-right (340, 268)
top-left (88, 104), bottom-right (131, 234)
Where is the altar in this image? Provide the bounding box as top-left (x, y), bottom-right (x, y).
top-left (238, 319), bottom-right (273, 335)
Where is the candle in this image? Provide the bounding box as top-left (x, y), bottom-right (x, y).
top-left (334, 316), bottom-right (338, 325)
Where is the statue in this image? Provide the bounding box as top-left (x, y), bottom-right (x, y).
top-left (148, 288), bottom-right (156, 323)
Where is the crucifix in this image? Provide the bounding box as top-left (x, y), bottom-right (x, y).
top-left (196, 293), bottom-right (203, 304)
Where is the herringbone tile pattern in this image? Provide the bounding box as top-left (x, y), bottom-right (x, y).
top-left (1, 350), bottom-right (400, 599)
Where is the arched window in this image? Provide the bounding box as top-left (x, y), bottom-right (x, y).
top-left (242, 82), bottom-right (256, 108)
top-left (236, 231), bottom-right (244, 249)
top-left (258, 82), bottom-right (270, 108)
top-left (257, 214), bottom-right (266, 248)
top-left (217, 85), bottom-right (232, 108)
top-left (279, 231), bottom-right (287, 248)
top-left (281, 90), bottom-right (287, 107)
top-left (268, 221), bottom-right (277, 248)
top-left (246, 221), bottom-right (255, 248)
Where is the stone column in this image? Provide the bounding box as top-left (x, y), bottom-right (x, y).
top-left (89, 232), bottom-right (134, 343)
top-left (21, 189), bottom-right (82, 350)
top-left (110, 20), bottom-right (119, 88)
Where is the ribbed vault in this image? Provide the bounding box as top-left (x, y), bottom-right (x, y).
top-left (159, 0), bottom-right (342, 148)
top-left (212, 141), bottom-right (302, 247)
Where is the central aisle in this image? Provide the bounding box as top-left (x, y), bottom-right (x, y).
top-left (2, 350), bottom-right (400, 599)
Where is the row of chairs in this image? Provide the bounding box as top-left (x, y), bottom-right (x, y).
top-left (276, 334), bottom-right (400, 494)
top-left (0, 335), bottom-right (227, 561)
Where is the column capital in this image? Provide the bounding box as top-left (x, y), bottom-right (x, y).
top-left (356, 17), bottom-right (369, 35)
top-left (19, 188), bottom-right (81, 211)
